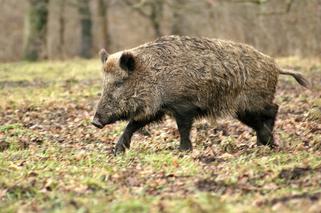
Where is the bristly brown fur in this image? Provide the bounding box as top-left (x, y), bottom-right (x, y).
top-left (92, 35), bottom-right (309, 154)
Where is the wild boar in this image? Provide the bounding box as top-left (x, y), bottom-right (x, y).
top-left (91, 35), bottom-right (309, 154)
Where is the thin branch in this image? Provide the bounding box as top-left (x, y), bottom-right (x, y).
top-left (222, 0), bottom-right (295, 16)
top-left (258, 0), bottom-right (295, 16)
top-left (285, 0), bottom-right (295, 13)
top-left (123, 0), bottom-right (149, 18)
top-left (222, 0), bottom-right (268, 5)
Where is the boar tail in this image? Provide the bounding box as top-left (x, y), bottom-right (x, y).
top-left (279, 69), bottom-right (310, 89)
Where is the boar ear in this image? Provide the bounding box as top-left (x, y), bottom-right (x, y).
top-left (120, 52), bottom-right (135, 73)
top-left (99, 49), bottom-right (109, 63)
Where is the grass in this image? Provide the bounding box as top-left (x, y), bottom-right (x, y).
top-left (0, 58), bottom-right (321, 212)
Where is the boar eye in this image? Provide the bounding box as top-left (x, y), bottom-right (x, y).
top-left (115, 80), bottom-right (124, 88)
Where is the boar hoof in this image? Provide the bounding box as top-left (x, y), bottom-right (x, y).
top-left (179, 144), bottom-right (193, 152)
top-left (256, 139), bottom-right (278, 149)
top-left (114, 144), bottom-right (127, 155)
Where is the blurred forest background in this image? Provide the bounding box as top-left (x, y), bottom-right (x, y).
top-left (1, 1), bottom-right (321, 211)
top-left (0, 0), bottom-right (320, 62)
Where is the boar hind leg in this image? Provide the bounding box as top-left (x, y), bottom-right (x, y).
top-left (237, 104), bottom-right (278, 148)
top-left (114, 112), bottom-right (165, 155)
top-left (258, 104), bottom-right (279, 147)
top-left (174, 113), bottom-right (194, 151)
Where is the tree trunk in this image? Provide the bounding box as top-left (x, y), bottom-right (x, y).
top-left (97, 0), bottom-right (111, 51)
top-left (150, 0), bottom-right (163, 37)
top-left (23, 0), bottom-right (49, 61)
top-left (58, 0), bottom-right (65, 59)
top-left (123, 0), bottom-right (164, 38)
top-left (171, 0), bottom-right (186, 35)
top-left (78, 0), bottom-right (92, 58)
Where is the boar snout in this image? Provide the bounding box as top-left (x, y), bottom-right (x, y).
top-left (91, 111), bottom-right (121, 128)
top-left (91, 114), bottom-right (105, 129)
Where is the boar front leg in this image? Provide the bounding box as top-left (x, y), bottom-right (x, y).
top-left (114, 112), bottom-right (165, 155)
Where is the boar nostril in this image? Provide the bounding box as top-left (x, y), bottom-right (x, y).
top-left (91, 117), bottom-right (104, 129)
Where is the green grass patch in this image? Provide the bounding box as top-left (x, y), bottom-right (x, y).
top-left (1, 58), bottom-right (321, 212)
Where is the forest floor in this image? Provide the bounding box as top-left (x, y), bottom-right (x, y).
top-left (0, 57), bottom-right (321, 213)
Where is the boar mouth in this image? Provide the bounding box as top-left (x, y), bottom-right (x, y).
top-left (104, 115), bottom-right (119, 125)
top-left (107, 113), bottom-right (129, 124)
top-left (92, 113), bottom-right (129, 129)
top-left (92, 120), bottom-right (104, 129)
